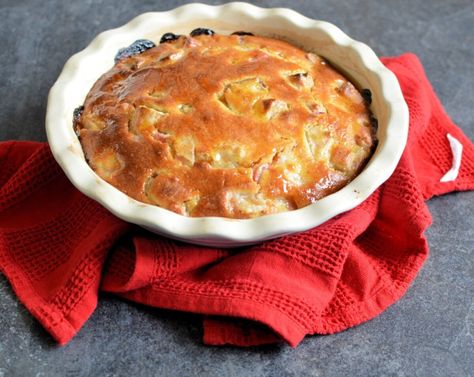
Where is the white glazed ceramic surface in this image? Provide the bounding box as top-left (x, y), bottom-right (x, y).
top-left (46, 2), bottom-right (409, 247)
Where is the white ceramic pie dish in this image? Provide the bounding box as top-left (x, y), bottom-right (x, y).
top-left (46, 2), bottom-right (409, 247)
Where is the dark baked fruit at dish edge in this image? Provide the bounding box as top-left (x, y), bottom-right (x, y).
top-left (74, 31), bottom-right (377, 218)
top-left (189, 28), bottom-right (215, 37)
top-left (231, 31), bottom-right (254, 36)
top-left (73, 105), bottom-right (84, 121)
top-left (160, 33), bottom-right (181, 44)
top-left (114, 39), bottom-right (156, 63)
top-left (361, 88), bottom-right (372, 104)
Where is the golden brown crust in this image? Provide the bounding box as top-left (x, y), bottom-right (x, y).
top-left (74, 33), bottom-right (377, 218)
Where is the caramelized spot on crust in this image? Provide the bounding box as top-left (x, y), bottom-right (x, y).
top-left (253, 99), bottom-right (289, 119)
top-left (286, 72), bottom-right (314, 90)
top-left (219, 77), bottom-right (268, 114)
top-left (91, 148), bottom-right (124, 179)
top-left (128, 105), bottom-right (167, 137)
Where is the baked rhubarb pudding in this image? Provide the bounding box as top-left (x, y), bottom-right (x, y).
top-left (73, 29), bottom-right (377, 218)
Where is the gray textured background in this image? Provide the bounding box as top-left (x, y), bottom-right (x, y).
top-left (0, 1), bottom-right (473, 376)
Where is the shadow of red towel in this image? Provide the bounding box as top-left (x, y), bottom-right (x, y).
top-left (0, 53), bottom-right (472, 347)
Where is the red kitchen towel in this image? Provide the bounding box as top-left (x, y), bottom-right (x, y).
top-left (0, 53), bottom-right (473, 347)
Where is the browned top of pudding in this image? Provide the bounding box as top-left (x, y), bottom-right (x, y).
top-left (74, 32), bottom-right (377, 218)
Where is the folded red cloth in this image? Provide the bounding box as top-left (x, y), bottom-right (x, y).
top-left (0, 53), bottom-right (472, 347)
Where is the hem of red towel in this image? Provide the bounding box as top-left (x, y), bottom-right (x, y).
top-left (203, 318), bottom-right (281, 347)
top-left (119, 287), bottom-right (308, 348)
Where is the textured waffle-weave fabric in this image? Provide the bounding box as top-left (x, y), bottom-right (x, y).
top-left (0, 53), bottom-right (472, 347)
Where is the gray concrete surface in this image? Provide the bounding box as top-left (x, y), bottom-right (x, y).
top-left (0, 0), bottom-right (473, 376)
